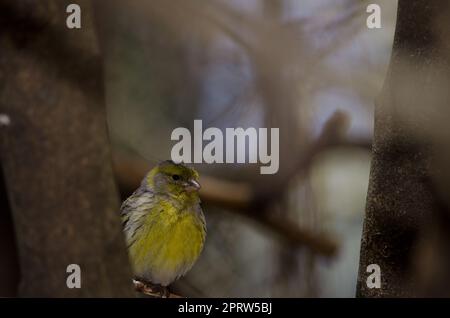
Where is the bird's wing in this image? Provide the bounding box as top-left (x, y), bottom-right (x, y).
top-left (121, 187), bottom-right (152, 214)
top-left (120, 188), bottom-right (156, 244)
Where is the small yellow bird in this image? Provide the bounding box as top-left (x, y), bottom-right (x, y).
top-left (120, 160), bottom-right (206, 296)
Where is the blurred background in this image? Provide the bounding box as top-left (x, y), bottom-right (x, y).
top-left (101, 0), bottom-right (398, 297)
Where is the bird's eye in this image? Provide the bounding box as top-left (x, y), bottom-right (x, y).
top-left (172, 174), bottom-right (181, 181)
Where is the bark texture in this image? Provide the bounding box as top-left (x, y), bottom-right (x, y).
top-left (0, 0), bottom-right (133, 297)
top-left (357, 0), bottom-right (450, 297)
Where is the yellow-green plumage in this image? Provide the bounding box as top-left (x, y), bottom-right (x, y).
top-left (121, 161), bottom-right (206, 287)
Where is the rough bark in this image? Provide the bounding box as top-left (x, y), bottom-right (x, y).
top-left (357, 0), bottom-right (450, 297)
top-left (0, 0), bottom-right (133, 297)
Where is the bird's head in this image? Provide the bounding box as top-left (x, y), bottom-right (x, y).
top-left (145, 160), bottom-right (201, 197)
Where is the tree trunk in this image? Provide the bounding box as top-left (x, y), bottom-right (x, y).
top-left (0, 0), bottom-right (133, 297)
top-left (357, 0), bottom-right (450, 297)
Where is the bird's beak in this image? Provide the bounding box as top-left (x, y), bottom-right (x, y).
top-left (186, 179), bottom-right (201, 192)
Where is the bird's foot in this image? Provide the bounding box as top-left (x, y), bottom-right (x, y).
top-left (153, 284), bottom-right (170, 298)
top-left (133, 278), bottom-right (170, 298)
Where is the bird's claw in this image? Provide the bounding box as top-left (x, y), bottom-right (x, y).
top-left (133, 278), bottom-right (170, 298)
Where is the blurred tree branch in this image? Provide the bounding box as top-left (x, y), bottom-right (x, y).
top-left (113, 111), bottom-right (369, 258)
top-left (114, 154), bottom-right (338, 257)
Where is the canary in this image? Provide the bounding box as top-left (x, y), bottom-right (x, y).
top-left (121, 160), bottom-right (206, 294)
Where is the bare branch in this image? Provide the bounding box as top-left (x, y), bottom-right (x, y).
top-left (112, 111), bottom-right (367, 258)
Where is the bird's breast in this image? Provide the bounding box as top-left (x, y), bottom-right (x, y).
top-left (129, 204), bottom-right (206, 286)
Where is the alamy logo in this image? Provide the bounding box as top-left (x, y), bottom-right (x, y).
top-left (171, 120), bottom-right (279, 174)
top-left (366, 264), bottom-right (381, 289)
top-left (366, 4), bottom-right (381, 29)
top-left (66, 4), bottom-right (81, 29)
top-left (66, 264), bottom-right (81, 289)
